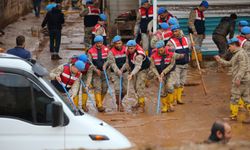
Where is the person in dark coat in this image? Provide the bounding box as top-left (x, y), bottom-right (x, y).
top-left (33, 0), bottom-right (42, 17)
top-left (42, 4), bottom-right (64, 60)
top-left (212, 13), bottom-right (237, 58)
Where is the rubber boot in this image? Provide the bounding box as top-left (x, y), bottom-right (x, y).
top-left (230, 103), bottom-right (238, 121)
top-left (191, 51), bottom-right (197, 68)
top-left (115, 95), bottom-right (124, 112)
top-left (242, 104), bottom-right (250, 124)
top-left (177, 87), bottom-right (184, 105)
top-left (73, 96), bottom-right (79, 107)
top-left (161, 96), bottom-right (168, 113)
top-left (82, 93), bottom-right (89, 112)
top-left (197, 52), bottom-right (205, 68)
top-left (132, 97), bottom-right (145, 112)
top-left (238, 98), bottom-right (245, 110)
top-left (95, 93), bottom-right (105, 112)
top-left (173, 89), bottom-right (178, 106)
top-left (167, 94), bottom-right (175, 112)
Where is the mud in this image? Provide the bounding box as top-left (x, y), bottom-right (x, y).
top-left (1, 11), bottom-right (250, 150)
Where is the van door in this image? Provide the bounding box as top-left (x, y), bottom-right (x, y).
top-left (0, 71), bottom-right (65, 150)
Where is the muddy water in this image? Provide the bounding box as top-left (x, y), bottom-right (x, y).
top-left (1, 12), bottom-right (250, 150)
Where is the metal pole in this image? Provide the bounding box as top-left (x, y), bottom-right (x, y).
top-left (156, 82), bottom-right (163, 114)
top-left (153, 0), bottom-right (158, 33)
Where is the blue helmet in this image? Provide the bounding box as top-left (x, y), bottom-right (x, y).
top-left (200, 0), bottom-right (209, 8)
top-left (160, 22), bottom-right (169, 30)
top-left (227, 37), bottom-right (239, 45)
top-left (158, 7), bottom-right (167, 15)
top-left (86, 0), bottom-right (93, 4)
top-left (78, 54), bottom-right (88, 63)
top-left (99, 13), bottom-right (107, 21)
top-left (171, 24), bottom-right (180, 31)
top-left (168, 17), bottom-right (178, 26)
top-left (241, 26), bottom-right (250, 35)
top-left (156, 40), bottom-right (165, 49)
top-left (126, 40), bottom-right (136, 47)
top-left (141, 0), bottom-right (149, 5)
top-left (112, 35), bottom-right (122, 43)
top-left (74, 60), bottom-right (85, 71)
top-left (94, 35), bottom-right (104, 43)
top-left (239, 20), bottom-right (249, 27)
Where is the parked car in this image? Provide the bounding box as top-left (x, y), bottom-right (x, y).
top-left (0, 54), bottom-right (132, 150)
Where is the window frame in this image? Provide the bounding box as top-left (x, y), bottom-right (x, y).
top-left (0, 67), bottom-right (69, 126)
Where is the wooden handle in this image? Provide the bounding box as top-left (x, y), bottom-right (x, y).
top-left (189, 33), bottom-right (208, 95)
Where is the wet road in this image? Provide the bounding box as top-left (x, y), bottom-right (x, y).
top-left (1, 12), bottom-right (250, 150)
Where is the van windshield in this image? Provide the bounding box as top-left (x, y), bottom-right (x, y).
top-left (43, 79), bottom-right (83, 116)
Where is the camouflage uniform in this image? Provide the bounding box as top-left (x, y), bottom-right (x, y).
top-left (50, 64), bottom-right (81, 99)
top-left (130, 55), bottom-right (148, 98)
top-left (188, 8), bottom-right (205, 66)
top-left (217, 48), bottom-right (250, 119)
top-left (107, 50), bottom-right (128, 96)
top-left (80, 4), bottom-right (100, 46)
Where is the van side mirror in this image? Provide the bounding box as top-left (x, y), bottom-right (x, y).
top-left (52, 101), bottom-right (64, 127)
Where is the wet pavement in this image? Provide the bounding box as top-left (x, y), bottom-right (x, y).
top-left (1, 12), bottom-right (250, 150)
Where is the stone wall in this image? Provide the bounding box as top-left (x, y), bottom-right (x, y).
top-left (0, 0), bottom-right (32, 28)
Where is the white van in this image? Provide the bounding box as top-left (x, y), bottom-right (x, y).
top-left (0, 54), bottom-right (132, 150)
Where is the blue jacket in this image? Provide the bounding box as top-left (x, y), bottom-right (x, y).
top-left (7, 47), bottom-right (31, 59)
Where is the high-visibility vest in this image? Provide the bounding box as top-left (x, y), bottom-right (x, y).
top-left (237, 35), bottom-right (247, 48)
top-left (60, 64), bottom-right (81, 88)
top-left (88, 45), bottom-right (109, 71)
top-left (170, 37), bottom-right (190, 65)
top-left (84, 5), bottom-right (100, 27)
top-left (139, 6), bottom-right (153, 33)
top-left (151, 47), bottom-right (173, 74)
top-left (110, 45), bottom-right (127, 70)
top-left (127, 44), bottom-right (150, 71)
top-left (158, 13), bottom-right (173, 24)
top-left (92, 23), bottom-right (106, 36)
top-left (188, 8), bottom-right (205, 34)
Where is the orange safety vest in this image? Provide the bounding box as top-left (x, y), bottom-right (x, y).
top-left (60, 64), bottom-right (81, 88)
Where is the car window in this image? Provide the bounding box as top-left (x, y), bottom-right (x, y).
top-left (0, 72), bottom-right (54, 125)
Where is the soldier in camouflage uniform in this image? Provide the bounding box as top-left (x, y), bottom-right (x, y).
top-left (107, 35), bottom-right (128, 111)
top-left (167, 25), bottom-right (190, 105)
top-left (126, 40), bottom-right (150, 112)
top-left (80, 0), bottom-right (100, 47)
top-left (87, 35), bottom-right (109, 112)
top-left (214, 38), bottom-right (250, 122)
top-left (150, 40), bottom-right (183, 112)
top-left (188, 0), bottom-right (209, 68)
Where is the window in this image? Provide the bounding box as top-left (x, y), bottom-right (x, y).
top-left (0, 72), bottom-right (54, 124)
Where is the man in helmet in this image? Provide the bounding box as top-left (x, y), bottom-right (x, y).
top-left (80, 0), bottom-right (100, 47)
top-left (167, 25), bottom-right (190, 105)
top-left (157, 7), bottom-right (174, 25)
top-left (134, 0), bottom-right (153, 54)
top-left (150, 40), bottom-right (179, 113)
top-left (188, 0), bottom-right (209, 68)
top-left (69, 54), bottom-right (92, 112)
top-left (214, 38), bottom-right (250, 122)
top-left (92, 13), bottom-right (107, 45)
top-left (107, 35), bottom-right (128, 111)
top-left (50, 60), bottom-right (85, 104)
top-left (150, 22), bottom-right (172, 50)
top-left (87, 35), bottom-right (109, 112)
top-left (126, 40), bottom-right (150, 112)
